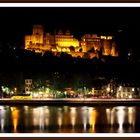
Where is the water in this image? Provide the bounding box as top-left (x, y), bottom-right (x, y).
top-left (0, 105), bottom-right (140, 133)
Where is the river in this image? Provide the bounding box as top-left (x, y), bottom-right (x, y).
top-left (0, 105), bottom-right (140, 133)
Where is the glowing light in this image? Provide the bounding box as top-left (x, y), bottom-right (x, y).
top-left (58, 117), bottom-right (62, 128)
top-left (101, 36), bottom-right (107, 39)
top-left (106, 108), bottom-right (114, 125)
top-left (110, 108), bottom-right (115, 125)
top-left (70, 107), bottom-right (76, 113)
top-left (39, 108), bottom-right (45, 130)
top-left (33, 93), bottom-right (39, 97)
top-left (128, 107), bottom-right (134, 113)
top-left (70, 107), bottom-right (77, 127)
top-left (106, 87), bottom-right (110, 92)
top-left (115, 106), bottom-right (126, 110)
top-left (119, 86), bottom-right (122, 91)
top-left (11, 107), bottom-right (19, 133)
top-left (24, 106), bottom-right (29, 111)
top-left (128, 52), bottom-right (131, 56)
top-left (88, 107), bottom-right (97, 133)
top-left (1, 119), bottom-right (4, 132)
top-left (82, 107), bottom-right (88, 131)
top-left (132, 88), bottom-right (135, 92)
top-left (88, 107), bottom-right (95, 113)
top-left (128, 107), bottom-right (135, 126)
top-left (57, 108), bottom-right (63, 127)
top-left (64, 106), bottom-right (68, 112)
top-left (0, 106), bottom-right (4, 110)
top-left (116, 107), bottom-right (126, 133)
top-left (0, 108), bottom-right (5, 132)
top-left (129, 95), bottom-right (132, 99)
top-left (107, 36), bottom-right (112, 40)
top-left (45, 117), bottom-right (49, 127)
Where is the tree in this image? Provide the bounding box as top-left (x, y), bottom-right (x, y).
top-left (0, 86), bottom-right (2, 98)
top-left (83, 52), bottom-right (90, 59)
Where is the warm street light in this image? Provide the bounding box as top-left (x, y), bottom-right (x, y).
top-left (132, 88), bottom-right (135, 92)
top-left (119, 86), bottom-right (122, 91)
top-left (14, 88), bottom-right (17, 94)
top-left (84, 86), bottom-right (86, 98)
top-left (106, 87), bottom-right (110, 92)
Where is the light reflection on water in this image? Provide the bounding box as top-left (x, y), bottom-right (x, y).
top-left (0, 105), bottom-right (139, 133)
top-left (70, 107), bottom-right (76, 127)
top-left (0, 106), bottom-right (5, 132)
top-left (88, 107), bottom-right (97, 133)
top-left (116, 107), bottom-right (126, 133)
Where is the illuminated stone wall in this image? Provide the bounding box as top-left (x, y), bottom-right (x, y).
top-left (25, 25), bottom-right (119, 58)
top-left (81, 34), bottom-right (101, 52)
top-left (25, 25), bottom-right (44, 50)
top-left (54, 30), bottom-right (80, 53)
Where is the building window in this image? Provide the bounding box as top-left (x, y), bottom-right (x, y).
top-left (127, 88), bottom-right (130, 92)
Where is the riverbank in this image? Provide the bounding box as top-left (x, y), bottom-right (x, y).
top-left (0, 98), bottom-right (140, 106)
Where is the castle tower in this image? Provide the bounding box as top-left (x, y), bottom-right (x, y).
top-left (101, 36), bottom-right (113, 56)
top-left (111, 41), bottom-right (118, 56)
top-left (32, 25), bottom-right (44, 44)
top-left (33, 25), bottom-right (44, 36)
top-left (102, 40), bottom-right (111, 56)
top-left (25, 25), bottom-right (44, 51)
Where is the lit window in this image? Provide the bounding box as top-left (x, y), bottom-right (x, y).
top-left (101, 36), bottom-right (106, 39)
top-left (107, 36), bottom-right (112, 40)
top-left (132, 88), bottom-right (135, 92)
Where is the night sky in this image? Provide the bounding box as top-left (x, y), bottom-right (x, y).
top-left (0, 7), bottom-right (140, 50)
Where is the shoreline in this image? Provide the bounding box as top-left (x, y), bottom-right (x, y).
top-left (0, 98), bottom-right (140, 106)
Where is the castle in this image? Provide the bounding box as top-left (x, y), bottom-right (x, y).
top-left (25, 25), bottom-right (119, 59)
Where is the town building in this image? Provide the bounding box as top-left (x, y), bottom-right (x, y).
top-left (25, 79), bottom-right (32, 94)
top-left (116, 85), bottom-right (140, 98)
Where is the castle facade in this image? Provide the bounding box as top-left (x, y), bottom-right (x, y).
top-left (25, 25), bottom-right (119, 58)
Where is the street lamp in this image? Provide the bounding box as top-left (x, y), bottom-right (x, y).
top-left (106, 87), bottom-right (110, 92)
top-left (14, 88), bottom-right (17, 94)
top-left (84, 86), bottom-right (86, 99)
top-left (119, 86), bottom-right (122, 91)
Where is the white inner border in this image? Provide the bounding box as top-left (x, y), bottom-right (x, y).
top-left (0, 133), bottom-right (140, 137)
top-left (1, 133), bottom-right (140, 137)
top-left (0, 3), bottom-right (140, 7)
top-left (0, 3), bottom-right (140, 137)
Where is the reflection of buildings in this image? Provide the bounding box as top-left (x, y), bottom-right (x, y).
top-left (106, 107), bottom-right (136, 133)
top-left (32, 107), bottom-right (49, 131)
top-left (0, 106), bottom-right (5, 132)
top-left (25, 25), bottom-right (119, 58)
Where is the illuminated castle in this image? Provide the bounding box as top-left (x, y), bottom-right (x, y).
top-left (25, 25), bottom-right (119, 58)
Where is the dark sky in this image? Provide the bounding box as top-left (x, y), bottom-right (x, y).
top-left (0, 7), bottom-right (140, 48)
